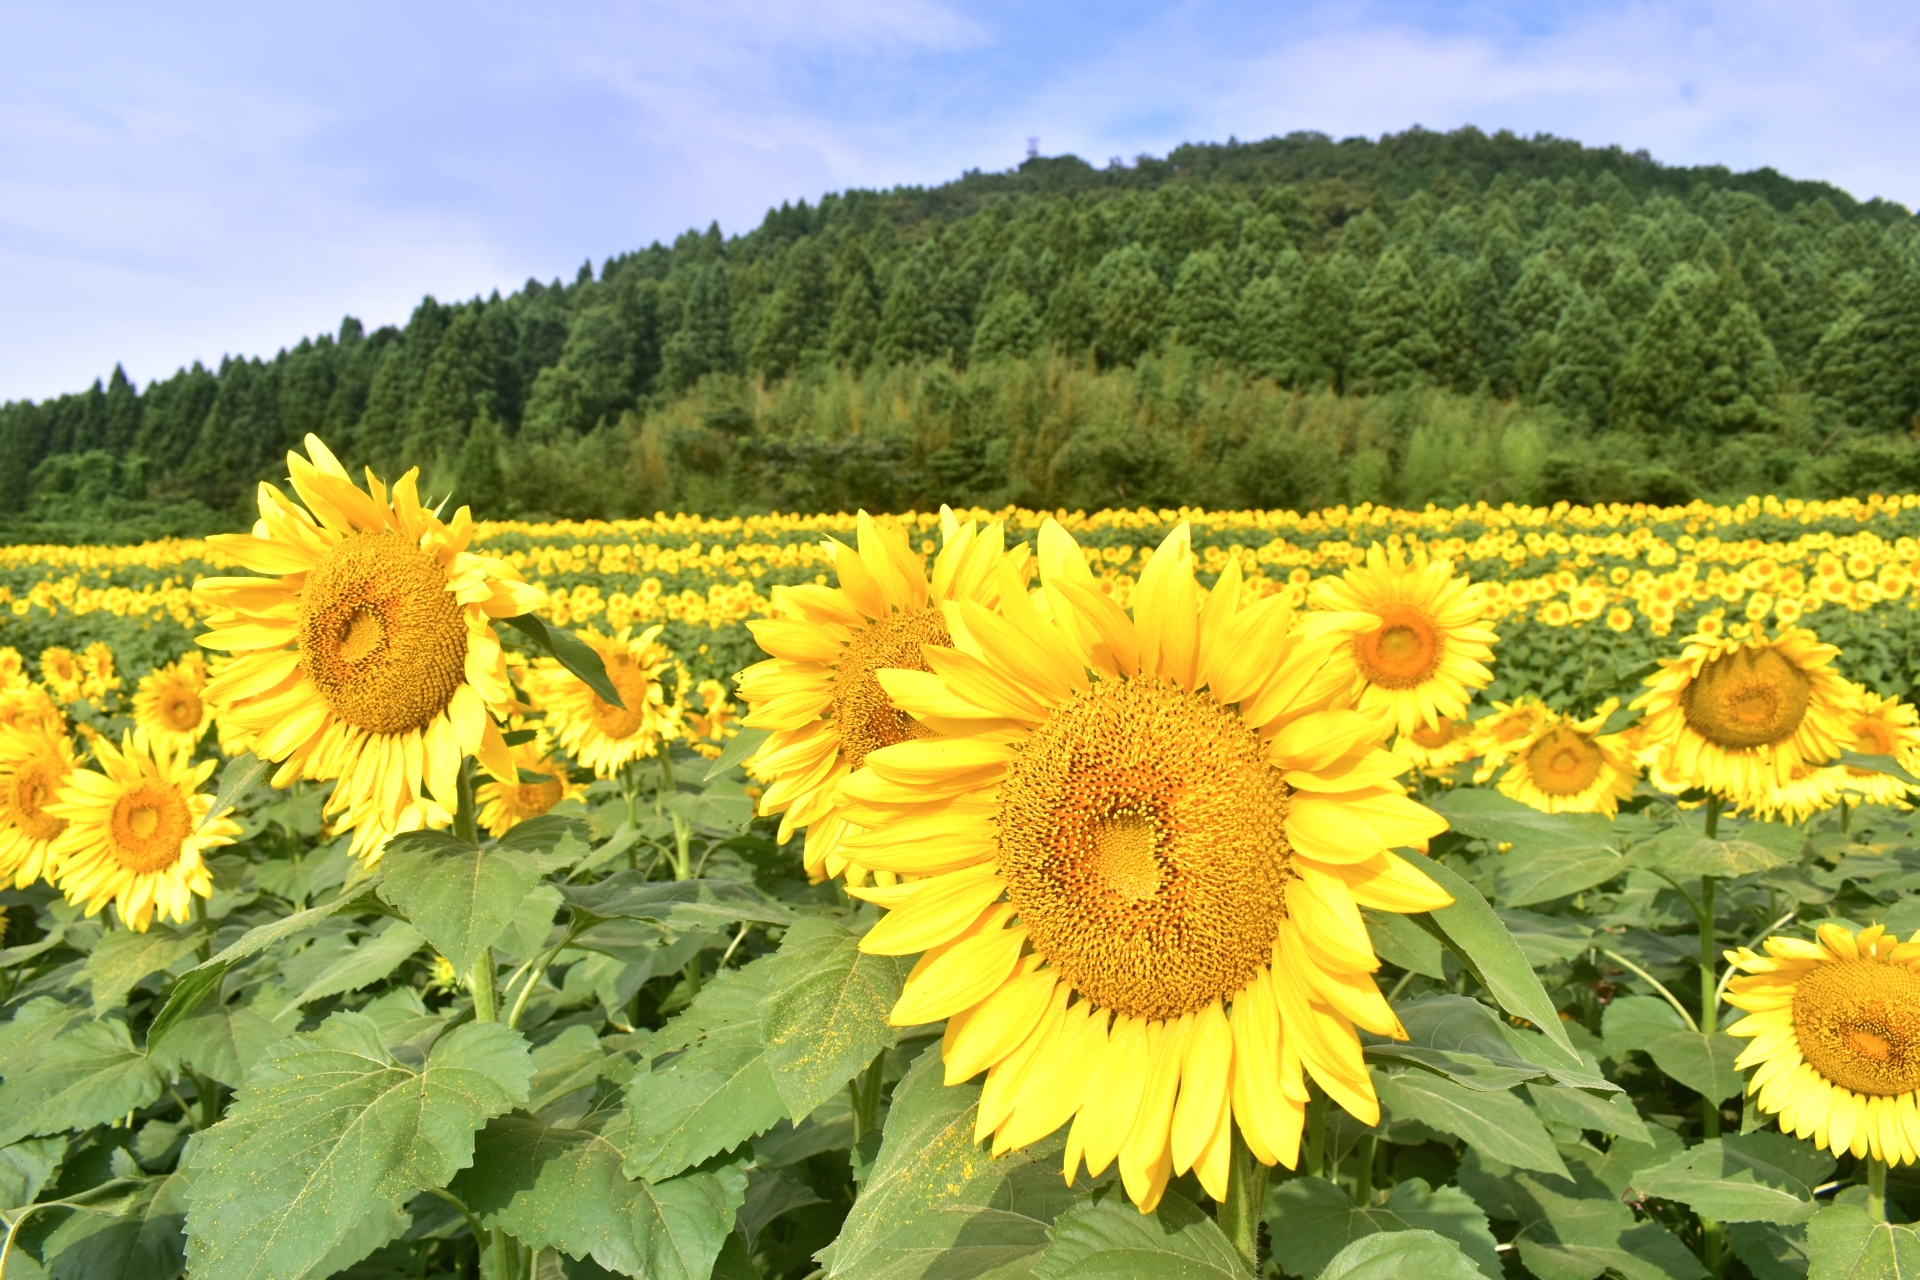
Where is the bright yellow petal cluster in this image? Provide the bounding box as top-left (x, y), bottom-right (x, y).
top-left (1835, 690), bottom-right (1920, 808)
top-left (132, 652), bottom-right (214, 757)
top-left (0, 722), bottom-right (77, 888)
top-left (193, 435), bottom-right (545, 860)
top-left (475, 733), bottom-right (585, 837)
top-left (45, 731), bottom-right (240, 931)
top-left (1726, 923), bottom-right (1920, 1164)
top-left (839, 520), bottom-right (1451, 1213)
top-left (523, 625), bottom-right (679, 778)
top-left (1489, 700), bottom-right (1639, 816)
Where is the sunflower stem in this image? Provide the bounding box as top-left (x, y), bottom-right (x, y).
top-left (1698, 875), bottom-right (1718, 1036)
top-left (470, 948), bottom-right (499, 1023)
top-left (1869, 1157), bottom-right (1890, 1223)
top-left (1704, 794), bottom-right (1722, 840)
top-left (454, 757), bottom-right (478, 846)
top-left (1304, 1089), bottom-right (1329, 1179)
top-left (1352, 1133), bottom-right (1378, 1207)
top-left (1841, 797), bottom-right (1852, 835)
top-left (849, 1050), bottom-right (888, 1144)
top-left (1218, 1125), bottom-right (1267, 1273)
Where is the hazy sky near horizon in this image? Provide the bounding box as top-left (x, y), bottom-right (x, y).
top-left (3, 0), bottom-right (1917, 402)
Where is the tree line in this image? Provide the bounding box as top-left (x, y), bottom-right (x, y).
top-left (5, 124), bottom-right (1919, 539)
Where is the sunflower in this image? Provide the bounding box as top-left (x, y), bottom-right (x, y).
top-left (0, 683), bottom-right (65, 736)
top-left (46, 731), bottom-right (241, 931)
top-left (1311, 544), bottom-right (1499, 737)
top-left (1725, 923), bottom-right (1920, 1164)
top-left (1632, 626), bottom-right (1859, 810)
top-left (1752, 763), bottom-right (1846, 825)
top-left (734, 510), bottom-right (1023, 882)
top-left (132, 653), bottom-right (214, 756)
top-left (1466, 697), bottom-right (1550, 784)
top-left (476, 734), bottom-right (584, 836)
top-left (0, 724), bottom-right (77, 888)
top-left (1493, 701), bottom-right (1639, 816)
top-left (194, 435), bottom-right (544, 860)
top-left (839, 521), bottom-right (1451, 1213)
top-left (685, 678), bottom-right (740, 760)
top-left (522, 624), bottom-right (678, 778)
top-left (0, 647), bottom-right (26, 691)
top-left (1394, 717), bottom-right (1478, 781)
top-left (1837, 690), bottom-right (1920, 808)
top-left (37, 646), bottom-right (84, 703)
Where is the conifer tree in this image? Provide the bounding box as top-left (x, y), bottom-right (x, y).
top-left (969, 291), bottom-right (1041, 365)
top-left (661, 262), bottom-right (737, 390)
top-left (1236, 275), bottom-right (1297, 385)
top-left (1459, 256), bottom-right (1517, 394)
top-left (1348, 250), bottom-right (1440, 393)
top-left (1094, 246), bottom-right (1167, 366)
top-left (827, 251), bottom-right (881, 369)
top-left (1427, 265), bottom-right (1475, 393)
top-left (407, 308), bottom-right (491, 462)
top-left (1166, 250), bottom-right (1237, 358)
top-left (1294, 253), bottom-right (1361, 391)
top-left (1612, 279), bottom-right (1707, 434)
top-left (1699, 301), bottom-right (1784, 433)
top-left (1043, 270), bottom-right (1098, 358)
top-left (1537, 289), bottom-right (1624, 428)
top-left (751, 238), bottom-right (831, 378)
top-left (874, 251), bottom-right (943, 366)
top-left (453, 408), bottom-right (507, 515)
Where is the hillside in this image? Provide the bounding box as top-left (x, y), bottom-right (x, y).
top-left (4, 124), bottom-right (1919, 540)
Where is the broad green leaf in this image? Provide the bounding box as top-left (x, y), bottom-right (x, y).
top-left (0, 1020), bottom-right (167, 1147)
top-left (1527, 1083), bottom-right (1653, 1146)
top-left (622, 960), bottom-right (786, 1182)
top-left (1268, 1176), bottom-right (1500, 1279)
top-left (1837, 752), bottom-right (1920, 787)
top-left (1030, 1185), bottom-right (1243, 1280)
top-left (293, 1199), bottom-right (411, 1280)
top-left (453, 1112), bottom-right (746, 1280)
top-left (1500, 847), bottom-right (1631, 908)
top-left (738, 1167), bottom-right (827, 1248)
top-left (1458, 1148), bottom-right (1705, 1280)
top-left (502, 614), bottom-right (624, 708)
top-left (1644, 1031), bottom-right (1747, 1103)
top-left (1601, 996), bottom-right (1689, 1059)
top-left (663, 789), bottom-right (756, 837)
top-left (1629, 824), bottom-right (1802, 878)
top-left (1806, 1204), bottom-right (1920, 1280)
top-left (379, 831), bottom-right (540, 973)
top-left (1365, 997), bottom-right (1553, 1091)
top-left (824, 1045), bottom-right (1085, 1280)
top-left (494, 815), bottom-right (594, 872)
top-left (1366, 910), bottom-right (1445, 978)
top-left (566, 873), bottom-right (795, 934)
top-left (40, 1170), bottom-right (191, 1280)
top-left (1315, 1229), bottom-right (1486, 1280)
top-left (1732, 1221), bottom-right (1811, 1280)
top-left (165, 997), bottom-right (290, 1089)
top-left (278, 920), bottom-right (424, 1010)
top-left (182, 1012), bottom-right (532, 1280)
top-left (1431, 790), bottom-right (1615, 855)
top-left (501, 884), bottom-right (566, 961)
top-left (525, 1024), bottom-right (609, 1116)
top-left (759, 918), bottom-right (907, 1121)
top-left (201, 752), bottom-right (274, 829)
top-left (1497, 910), bottom-right (1595, 967)
top-left (0, 998), bottom-right (83, 1079)
top-left (0, 1137), bottom-right (65, 1210)
top-left (1377, 1072), bottom-right (1569, 1178)
top-left (86, 925), bottom-right (206, 1014)
top-left (1395, 850), bottom-right (1581, 1064)
top-left (1630, 1133), bottom-right (1834, 1224)
top-left (704, 726), bottom-right (770, 780)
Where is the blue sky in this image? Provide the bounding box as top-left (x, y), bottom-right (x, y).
top-left (3, 0), bottom-right (1917, 402)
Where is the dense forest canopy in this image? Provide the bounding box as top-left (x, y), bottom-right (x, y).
top-left (7, 124), bottom-right (1920, 540)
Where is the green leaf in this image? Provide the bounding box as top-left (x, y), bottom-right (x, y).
top-left (566, 874), bottom-right (795, 934)
top-left (1394, 850), bottom-right (1581, 1065)
top-left (503, 614), bottom-right (623, 709)
top-left (0, 1137), bottom-right (65, 1210)
top-left (1030, 1185), bottom-right (1244, 1280)
top-left (452, 1112), bottom-right (747, 1280)
top-left (622, 961), bottom-right (786, 1183)
top-left (0, 999), bottom-right (83, 1079)
top-left (281, 920), bottom-right (425, 1010)
top-left (1806, 1204), bottom-right (1920, 1280)
top-left (293, 1199), bottom-right (411, 1280)
top-left (1629, 825), bottom-right (1802, 878)
top-left (86, 925), bottom-right (207, 1014)
top-left (1497, 911), bottom-right (1596, 968)
top-left (379, 832), bottom-right (540, 973)
top-left (758, 918), bottom-right (907, 1121)
top-left (1378, 1072), bottom-right (1570, 1178)
top-left (1732, 1221), bottom-right (1811, 1280)
top-left (1365, 997), bottom-right (1554, 1092)
top-left (1267, 1176), bottom-right (1500, 1279)
top-left (1526, 1083), bottom-right (1653, 1146)
top-left (1366, 910), bottom-right (1445, 979)
top-left (823, 1044), bottom-right (1084, 1280)
top-left (40, 1170), bottom-right (190, 1280)
top-left (1629, 1133), bottom-right (1835, 1224)
top-left (1315, 1229), bottom-right (1487, 1280)
top-left (1643, 1031), bottom-right (1747, 1103)
top-left (201, 752), bottom-right (274, 829)
top-left (165, 998), bottom-right (290, 1088)
top-left (0, 1020), bottom-right (166, 1146)
top-left (182, 1012), bottom-right (532, 1280)
top-left (494, 815), bottom-right (594, 872)
top-left (1458, 1148), bottom-right (1705, 1280)
top-left (1601, 996), bottom-right (1689, 1059)
top-left (1837, 752), bottom-right (1920, 787)
top-left (704, 726), bottom-right (770, 780)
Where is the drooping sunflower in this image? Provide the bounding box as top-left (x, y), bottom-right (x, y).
top-left (132, 653), bottom-right (214, 756)
top-left (475, 734), bottom-right (584, 836)
top-left (1394, 717), bottom-right (1478, 782)
top-left (1753, 762), bottom-right (1847, 826)
top-left (1632, 626), bottom-right (1859, 810)
top-left (839, 521), bottom-right (1451, 1212)
top-left (734, 510), bottom-right (1023, 882)
top-left (1725, 923), bottom-right (1920, 1164)
top-left (0, 724), bottom-right (77, 888)
top-left (1837, 690), bottom-right (1920, 808)
top-left (522, 624), bottom-right (679, 778)
top-left (1311, 544), bottom-right (1499, 737)
top-left (1492, 701), bottom-right (1639, 816)
top-left (195, 435), bottom-right (545, 859)
top-left (1466, 697), bottom-right (1550, 785)
top-left (46, 731), bottom-right (241, 931)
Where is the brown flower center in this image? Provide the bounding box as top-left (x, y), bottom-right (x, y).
top-left (587, 651), bottom-right (654, 740)
top-left (833, 607), bottom-right (950, 771)
top-left (1411, 720), bottom-right (1459, 749)
top-left (109, 783), bottom-right (191, 874)
top-left (300, 531), bottom-right (466, 736)
top-left (1354, 606), bottom-right (1442, 690)
top-left (1525, 727), bottom-right (1605, 796)
top-left (1682, 646), bottom-right (1812, 750)
top-left (8, 758), bottom-right (68, 843)
top-left (161, 687), bottom-right (203, 732)
top-left (997, 676), bottom-right (1289, 1021)
top-left (1793, 959), bottom-right (1920, 1096)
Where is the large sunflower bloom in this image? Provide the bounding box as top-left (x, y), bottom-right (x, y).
top-left (1725, 923), bottom-right (1920, 1164)
top-left (132, 653), bottom-right (214, 757)
top-left (838, 521), bottom-right (1451, 1212)
top-left (1311, 544), bottom-right (1498, 737)
top-left (194, 435), bottom-right (544, 859)
top-left (522, 625), bottom-right (679, 778)
top-left (1492, 701), bottom-right (1638, 816)
top-left (1632, 626), bottom-right (1858, 811)
top-left (46, 731), bottom-right (241, 931)
top-left (1837, 690), bottom-right (1920, 808)
top-left (0, 724), bottom-right (77, 888)
top-left (735, 510), bottom-right (1022, 882)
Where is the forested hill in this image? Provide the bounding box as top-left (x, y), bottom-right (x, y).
top-left (6, 124), bottom-right (1920, 540)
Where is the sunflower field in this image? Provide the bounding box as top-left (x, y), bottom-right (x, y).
top-left (8, 441), bottom-right (1920, 1280)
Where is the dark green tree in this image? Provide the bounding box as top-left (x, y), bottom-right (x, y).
top-left (1536, 290), bottom-right (1624, 428)
top-left (1699, 301), bottom-right (1784, 433)
top-left (1166, 250), bottom-right (1238, 358)
top-left (1093, 246), bottom-right (1167, 366)
top-left (969, 291), bottom-right (1041, 365)
top-left (874, 251), bottom-right (943, 366)
top-left (661, 263), bottom-right (737, 390)
top-left (1236, 275), bottom-right (1297, 385)
top-left (1348, 250), bottom-right (1439, 393)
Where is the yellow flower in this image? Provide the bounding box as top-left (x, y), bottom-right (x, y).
top-left (0, 684), bottom-right (65, 737)
top-left (840, 522), bottom-right (1450, 1212)
top-left (1494, 702), bottom-right (1639, 816)
top-left (523, 625), bottom-right (678, 778)
top-left (1311, 544), bottom-right (1497, 737)
top-left (685, 678), bottom-right (739, 760)
top-left (1467, 697), bottom-right (1551, 784)
top-left (1836, 690), bottom-right (1920, 808)
top-left (1605, 607), bottom-right (1635, 633)
top-left (1632, 626), bottom-right (1860, 810)
top-left (475, 737), bottom-right (584, 836)
top-left (1726, 923), bottom-right (1920, 1164)
top-left (46, 731), bottom-right (240, 931)
top-left (1394, 718), bottom-right (1478, 780)
top-left (735, 510), bottom-right (1022, 882)
top-left (194, 435), bottom-right (545, 860)
top-left (0, 725), bottom-right (77, 888)
top-left (37, 646), bottom-right (84, 703)
top-left (1752, 762), bottom-right (1847, 825)
top-left (132, 653), bottom-right (213, 756)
